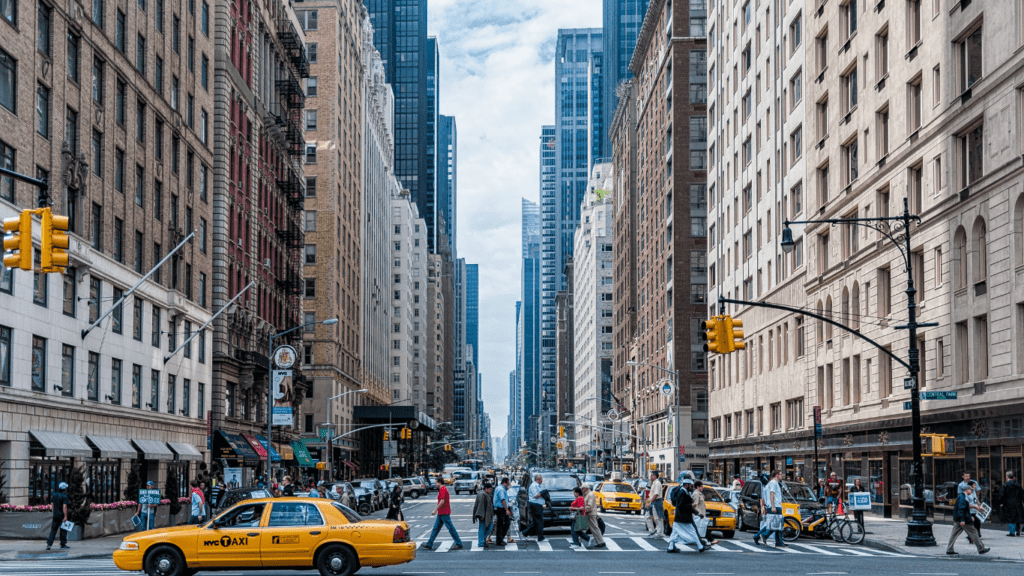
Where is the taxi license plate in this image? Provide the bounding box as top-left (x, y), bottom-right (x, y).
top-left (619, 503), bottom-right (629, 508)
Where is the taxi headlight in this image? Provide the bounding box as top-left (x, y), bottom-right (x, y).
top-left (722, 512), bottom-right (737, 518)
top-left (119, 541), bottom-right (140, 551)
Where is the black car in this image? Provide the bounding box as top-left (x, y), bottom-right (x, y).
top-left (736, 479), bottom-right (821, 532)
top-left (517, 474), bottom-right (602, 533)
top-left (216, 486), bottom-right (275, 510)
top-left (321, 481), bottom-right (373, 516)
top-left (352, 478), bottom-right (386, 510)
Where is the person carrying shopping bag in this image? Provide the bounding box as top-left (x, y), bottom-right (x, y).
top-left (582, 483), bottom-right (606, 548)
top-left (473, 484), bottom-right (495, 548)
top-left (569, 487), bottom-right (592, 549)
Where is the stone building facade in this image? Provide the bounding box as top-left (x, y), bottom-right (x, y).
top-left (0, 0), bottom-right (214, 503)
top-left (708, 0), bottom-right (1024, 523)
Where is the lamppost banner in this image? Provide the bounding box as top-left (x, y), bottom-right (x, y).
top-left (272, 370), bottom-right (293, 427)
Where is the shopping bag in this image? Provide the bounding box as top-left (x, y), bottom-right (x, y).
top-left (573, 514), bottom-right (589, 532)
top-left (695, 516), bottom-right (709, 538)
top-left (767, 513), bottom-right (784, 532)
top-left (131, 515), bottom-right (142, 528)
top-left (60, 520), bottom-right (75, 532)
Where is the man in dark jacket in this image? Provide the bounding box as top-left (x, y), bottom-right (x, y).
top-left (46, 482), bottom-right (70, 550)
top-left (1000, 472), bottom-right (1024, 537)
top-left (947, 485), bottom-right (989, 555)
top-left (473, 484), bottom-right (495, 548)
top-left (665, 478), bottom-right (706, 553)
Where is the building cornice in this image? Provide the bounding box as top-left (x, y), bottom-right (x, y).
top-left (629, 0), bottom-right (667, 76)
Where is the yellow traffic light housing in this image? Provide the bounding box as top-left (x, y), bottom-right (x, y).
top-left (701, 316), bottom-right (724, 353)
top-left (3, 210), bottom-right (32, 271)
top-left (444, 444), bottom-right (452, 451)
top-left (725, 316), bottom-right (745, 352)
top-left (41, 207), bottom-right (69, 272)
top-left (922, 434), bottom-right (955, 455)
top-left (558, 425), bottom-right (564, 437)
top-left (383, 430), bottom-right (390, 441)
top-left (315, 462), bottom-right (327, 470)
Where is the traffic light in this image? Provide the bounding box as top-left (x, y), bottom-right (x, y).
top-left (40, 207), bottom-right (69, 272)
top-left (480, 441), bottom-right (485, 449)
top-left (444, 444), bottom-right (452, 451)
top-left (558, 425), bottom-right (564, 437)
top-left (3, 210), bottom-right (32, 271)
top-left (922, 434), bottom-right (955, 455)
top-left (700, 316), bottom-right (724, 353)
top-left (383, 430), bottom-right (390, 441)
top-left (724, 316), bottom-right (745, 352)
top-left (315, 462), bottom-right (327, 470)
top-left (399, 428), bottom-right (410, 439)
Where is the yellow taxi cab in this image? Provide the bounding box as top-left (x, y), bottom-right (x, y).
top-left (113, 497), bottom-right (414, 576)
top-left (594, 481), bottom-right (642, 514)
top-left (661, 483), bottom-right (738, 538)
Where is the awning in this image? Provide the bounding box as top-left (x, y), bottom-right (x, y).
top-left (341, 460), bottom-right (357, 470)
top-left (256, 436), bottom-right (281, 462)
top-left (85, 435), bottom-right (137, 459)
top-left (241, 433), bottom-right (268, 460)
top-left (167, 442), bottom-right (203, 461)
top-left (214, 431), bottom-right (259, 463)
top-left (30, 430), bottom-right (93, 458)
top-left (290, 441), bottom-right (316, 468)
top-left (131, 439), bottom-right (175, 461)
top-left (274, 442), bottom-right (295, 461)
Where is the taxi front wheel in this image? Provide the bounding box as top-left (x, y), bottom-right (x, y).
top-left (317, 544), bottom-right (358, 576)
top-left (144, 545), bottom-right (186, 576)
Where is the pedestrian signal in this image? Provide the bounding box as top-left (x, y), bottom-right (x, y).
top-left (3, 211), bottom-right (32, 271)
top-left (383, 431), bottom-right (390, 441)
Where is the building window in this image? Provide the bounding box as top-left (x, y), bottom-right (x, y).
top-left (37, 2), bottom-right (51, 55)
top-left (770, 402), bottom-right (782, 433)
top-left (132, 364), bottom-right (142, 408)
top-left (690, 183), bottom-right (707, 237)
top-left (304, 244), bottom-right (316, 264)
top-left (689, 50), bottom-right (706, 103)
top-left (842, 136), bottom-right (858, 187)
top-left (0, 139), bottom-right (13, 201)
top-left (136, 34), bottom-right (146, 74)
top-left (305, 278), bottom-right (315, 298)
top-left (908, 76), bottom-right (922, 133)
top-left (36, 84), bottom-right (49, 138)
top-left (958, 26), bottom-right (982, 93)
top-left (33, 265), bottom-right (47, 307)
top-left (307, 76), bottom-right (317, 97)
top-left (115, 78), bottom-right (126, 124)
top-left (2, 0), bottom-right (16, 25)
top-left (151, 305), bottom-right (161, 347)
top-left (958, 122), bottom-right (984, 189)
top-left (111, 286), bottom-right (123, 333)
top-left (790, 70), bottom-right (802, 110)
top-left (841, 0), bottom-right (857, 41)
top-left (842, 65), bottom-right (858, 114)
top-left (875, 106), bottom-right (889, 158)
top-left (305, 143), bottom-right (316, 164)
top-left (200, 0), bottom-right (208, 35)
top-left (110, 358), bottom-right (121, 404)
top-left (907, 0), bottom-right (921, 47)
top-left (133, 298), bottom-right (143, 341)
top-left (166, 374), bottom-right (175, 414)
top-left (115, 9), bottom-right (125, 51)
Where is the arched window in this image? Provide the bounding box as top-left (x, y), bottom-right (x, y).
top-left (816, 300), bottom-right (824, 344)
top-left (851, 282), bottom-right (861, 329)
top-left (841, 287), bottom-right (851, 329)
top-left (954, 226), bottom-right (968, 290)
top-left (825, 296), bottom-right (834, 340)
top-left (1014, 195), bottom-right (1024, 267)
top-left (972, 217), bottom-right (987, 284)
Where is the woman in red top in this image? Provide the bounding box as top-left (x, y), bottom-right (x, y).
top-left (570, 487), bottom-right (592, 549)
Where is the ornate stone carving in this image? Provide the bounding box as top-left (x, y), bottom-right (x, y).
top-left (844, 434), bottom-right (854, 447)
top-left (879, 431), bottom-right (890, 445)
top-left (971, 420), bottom-right (989, 438)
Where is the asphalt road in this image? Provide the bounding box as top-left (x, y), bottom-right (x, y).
top-left (6, 491), bottom-right (1018, 576)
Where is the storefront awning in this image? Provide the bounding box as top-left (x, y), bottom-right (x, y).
top-left (241, 433), bottom-right (268, 460)
top-left (290, 441), bottom-right (316, 468)
top-left (30, 430), bottom-right (93, 458)
top-left (274, 442), bottom-right (295, 461)
top-left (341, 460), bottom-right (357, 470)
top-left (131, 439), bottom-right (175, 460)
top-left (86, 435), bottom-right (137, 459)
top-left (214, 431), bottom-right (259, 463)
top-left (167, 442), bottom-right (203, 461)
top-left (256, 436), bottom-right (281, 462)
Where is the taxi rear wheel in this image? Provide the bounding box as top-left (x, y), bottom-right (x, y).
top-left (144, 545), bottom-right (186, 576)
top-left (317, 544), bottom-right (358, 576)
top-left (358, 502), bottom-right (372, 516)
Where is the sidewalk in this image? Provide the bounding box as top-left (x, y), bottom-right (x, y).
top-left (0, 534), bottom-right (123, 561)
top-left (862, 516), bottom-right (1024, 561)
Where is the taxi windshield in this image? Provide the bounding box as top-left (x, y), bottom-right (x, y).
top-left (702, 488), bottom-right (724, 503)
top-left (541, 476), bottom-right (579, 491)
top-left (331, 502), bottom-right (364, 523)
top-left (782, 482), bottom-right (817, 503)
top-left (602, 484), bottom-right (636, 494)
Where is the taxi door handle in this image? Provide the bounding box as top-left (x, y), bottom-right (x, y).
top-left (309, 531), bottom-right (321, 535)
top-left (247, 533), bottom-right (259, 537)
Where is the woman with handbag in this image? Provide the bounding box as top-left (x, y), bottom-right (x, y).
top-left (569, 487), bottom-right (592, 549)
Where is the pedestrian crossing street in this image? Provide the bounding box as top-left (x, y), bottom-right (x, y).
top-left (412, 536), bottom-right (914, 557)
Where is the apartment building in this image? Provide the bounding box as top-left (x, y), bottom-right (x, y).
top-left (0, 0), bottom-right (213, 502)
top-left (610, 0), bottom-right (709, 479)
top-left (709, 0), bottom-right (1024, 522)
top-left (390, 190), bottom-right (428, 412)
top-left (705, 0), bottom-right (809, 483)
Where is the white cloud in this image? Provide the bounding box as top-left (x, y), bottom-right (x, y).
top-left (430, 0), bottom-right (601, 438)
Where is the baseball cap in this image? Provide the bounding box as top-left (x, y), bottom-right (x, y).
top-left (58, 482), bottom-right (68, 490)
top-left (682, 478), bottom-right (694, 485)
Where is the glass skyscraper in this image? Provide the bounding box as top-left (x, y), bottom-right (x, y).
top-left (437, 115), bottom-right (457, 255)
top-left (602, 0), bottom-right (650, 147)
top-left (518, 198), bottom-right (542, 446)
top-left (466, 264), bottom-right (479, 368)
top-left (364, 0), bottom-right (441, 251)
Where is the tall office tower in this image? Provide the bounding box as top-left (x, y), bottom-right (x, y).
top-left (602, 0), bottom-right (651, 142)
top-left (363, 0), bottom-right (440, 251)
top-left (542, 30), bottom-right (603, 440)
top-left (705, 0), bottom-right (806, 482)
top-left (211, 0), bottom-right (316, 460)
top-left (573, 164), bottom-right (615, 467)
top-left (509, 366), bottom-right (520, 457)
top-left (453, 258), bottom-right (468, 431)
top-left (609, 0), bottom-right (708, 480)
top-left (390, 190), bottom-right (429, 413)
top-left (466, 264), bottom-right (479, 367)
top-left (0, 0), bottom-right (214, 501)
top-left (438, 116), bottom-right (457, 255)
top-left (555, 260), bottom-right (575, 460)
top-left (519, 198), bottom-right (542, 445)
top-left (588, 53), bottom-right (607, 167)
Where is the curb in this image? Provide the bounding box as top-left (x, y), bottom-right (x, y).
top-left (863, 538), bottom-right (1024, 563)
top-left (861, 537), bottom-right (906, 555)
top-left (1, 551), bottom-right (112, 562)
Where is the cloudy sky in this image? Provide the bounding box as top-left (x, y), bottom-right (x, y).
top-left (429, 0), bottom-right (602, 439)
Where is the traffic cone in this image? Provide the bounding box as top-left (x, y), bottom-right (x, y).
top-left (837, 500), bottom-right (844, 515)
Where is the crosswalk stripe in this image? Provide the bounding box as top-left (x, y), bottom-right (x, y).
top-left (790, 543), bottom-right (838, 555)
top-left (731, 541), bottom-right (777, 553)
top-left (505, 541), bottom-right (518, 551)
top-left (603, 538), bottom-right (623, 551)
top-left (834, 546), bottom-right (875, 556)
top-left (435, 540), bottom-right (454, 552)
top-left (537, 539), bottom-right (553, 551)
top-left (630, 536), bottom-right (660, 551)
top-left (470, 542), bottom-right (484, 551)
top-left (858, 547), bottom-right (914, 557)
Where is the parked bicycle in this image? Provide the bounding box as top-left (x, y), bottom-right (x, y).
top-left (802, 508), bottom-right (865, 544)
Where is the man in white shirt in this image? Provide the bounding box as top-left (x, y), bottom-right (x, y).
top-left (647, 472), bottom-right (665, 537)
top-left (762, 470), bottom-right (787, 548)
top-left (527, 474), bottom-right (547, 542)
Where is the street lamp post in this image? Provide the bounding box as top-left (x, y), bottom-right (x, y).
top-left (325, 388), bottom-right (367, 481)
top-left (627, 361), bottom-right (679, 479)
top-left (781, 198), bottom-right (936, 547)
top-left (267, 317), bottom-right (338, 482)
